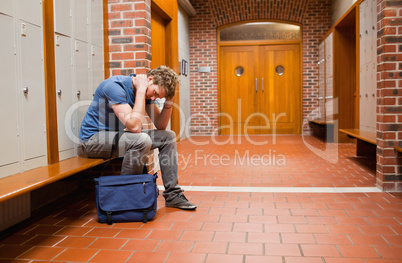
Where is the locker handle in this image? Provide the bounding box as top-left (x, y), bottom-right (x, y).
top-left (262, 78), bottom-right (264, 92)
top-left (255, 78), bottom-right (258, 92)
top-left (57, 89), bottom-right (62, 96)
top-left (76, 90), bottom-right (81, 97)
top-left (23, 87), bottom-right (29, 95)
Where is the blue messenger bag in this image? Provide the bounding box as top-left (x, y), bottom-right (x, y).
top-left (94, 132), bottom-right (158, 224)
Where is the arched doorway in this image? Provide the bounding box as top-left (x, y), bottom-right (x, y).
top-left (218, 21), bottom-right (302, 135)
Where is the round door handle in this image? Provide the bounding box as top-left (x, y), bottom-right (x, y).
top-left (57, 89), bottom-right (62, 96)
top-left (23, 86), bottom-right (29, 95)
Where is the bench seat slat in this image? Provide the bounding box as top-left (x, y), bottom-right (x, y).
top-left (0, 157), bottom-right (107, 203)
top-left (339, 129), bottom-right (376, 145)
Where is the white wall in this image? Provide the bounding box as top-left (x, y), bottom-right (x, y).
top-left (178, 5), bottom-right (191, 140)
top-left (332, 0), bottom-right (357, 24)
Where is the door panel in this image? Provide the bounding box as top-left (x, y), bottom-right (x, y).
top-left (19, 0), bottom-right (42, 26)
top-left (219, 46), bottom-right (259, 134)
top-left (0, 15), bottom-right (19, 167)
top-left (73, 0), bottom-right (88, 42)
top-left (55, 34), bottom-right (74, 159)
top-left (20, 22), bottom-right (47, 161)
top-left (91, 0), bottom-right (104, 47)
top-left (259, 44), bottom-right (300, 134)
top-left (219, 44), bottom-right (301, 135)
top-left (54, 0), bottom-right (72, 37)
top-left (151, 10), bottom-right (166, 68)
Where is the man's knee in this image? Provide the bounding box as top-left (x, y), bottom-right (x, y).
top-left (125, 133), bottom-right (152, 151)
top-left (162, 130), bottom-right (176, 143)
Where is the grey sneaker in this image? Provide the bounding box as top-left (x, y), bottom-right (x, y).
top-left (166, 193), bottom-right (197, 210)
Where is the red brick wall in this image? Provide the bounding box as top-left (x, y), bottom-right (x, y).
top-left (376, 0), bottom-right (402, 191)
top-left (107, 0), bottom-right (151, 76)
top-left (189, 0), bottom-right (332, 135)
top-left (106, 0), bottom-right (156, 173)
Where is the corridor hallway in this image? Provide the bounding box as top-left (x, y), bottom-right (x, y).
top-left (0, 135), bottom-right (401, 262)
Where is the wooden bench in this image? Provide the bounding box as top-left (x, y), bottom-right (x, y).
top-left (0, 157), bottom-right (108, 203)
top-left (308, 118), bottom-right (335, 142)
top-left (339, 129), bottom-right (376, 158)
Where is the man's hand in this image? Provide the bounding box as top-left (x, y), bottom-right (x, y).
top-left (132, 74), bottom-right (148, 95)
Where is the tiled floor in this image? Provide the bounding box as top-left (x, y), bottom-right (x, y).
top-left (1, 135), bottom-right (401, 263)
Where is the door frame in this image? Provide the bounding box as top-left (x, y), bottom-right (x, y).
top-left (151, 0), bottom-right (181, 139)
top-left (217, 20), bottom-right (303, 135)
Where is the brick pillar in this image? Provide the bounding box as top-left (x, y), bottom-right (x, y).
top-left (106, 0), bottom-right (156, 173)
top-left (376, 0), bottom-right (402, 191)
top-left (107, 0), bottom-right (151, 76)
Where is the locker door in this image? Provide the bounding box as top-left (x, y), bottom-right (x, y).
top-left (19, 22), bottom-right (47, 163)
top-left (359, 67), bottom-right (367, 130)
top-left (74, 40), bottom-right (90, 143)
top-left (318, 42), bottom-right (325, 119)
top-left (369, 63), bottom-right (376, 132)
top-left (0, 0), bottom-right (14, 16)
top-left (74, 0), bottom-right (88, 42)
top-left (54, 0), bottom-right (71, 36)
top-left (359, 2), bottom-right (367, 66)
top-left (90, 0), bottom-right (103, 47)
top-left (0, 15), bottom-right (20, 168)
top-left (366, 0), bottom-right (373, 64)
top-left (55, 34), bottom-right (74, 160)
top-left (325, 33), bottom-right (333, 119)
top-left (19, 0), bottom-right (42, 26)
top-left (91, 45), bottom-right (104, 96)
top-left (371, 0), bottom-right (377, 62)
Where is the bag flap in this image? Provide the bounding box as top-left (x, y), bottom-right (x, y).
top-left (96, 174), bottom-right (157, 212)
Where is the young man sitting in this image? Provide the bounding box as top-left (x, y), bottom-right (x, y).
top-left (79, 66), bottom-right (196, 210)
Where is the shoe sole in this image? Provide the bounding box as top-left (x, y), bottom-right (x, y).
top-left (166, 204), bottom-right (197, 210)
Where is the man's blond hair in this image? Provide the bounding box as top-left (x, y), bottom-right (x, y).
top-left (147, 66), bottom-right (179, 100)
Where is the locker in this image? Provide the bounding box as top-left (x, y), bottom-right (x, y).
top-left (318, 42), bottom-right (325, 119)
top-left (54, 0), bottom-right (71, 37)
top-left (73, 0), bottom-right (88, 42)
top-left (359, 3), bottom-right (366, 66)
top-left (90, 0), bottom-right (103, 47)
top-left (91, 45), bottom-right (104, 96)
top-left (0, 0), bottom-right (14, 17)
top-left (18, 0), bottom-right (42, 27)
top-left (366, 0), bottom-right (373, 64)
top-left (74, 40), bottom-right (90, 143)
top-left (55, 34), bottom-right (74, 160)
top-left (0, 15), bottom-right (20, 167)
top-left (371, 0), bottom-right (377, 64)
top-left (19, 22), bottom-right (47, 163)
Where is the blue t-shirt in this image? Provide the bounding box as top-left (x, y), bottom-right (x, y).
top-left (79, 74), bottom-right (154, 142)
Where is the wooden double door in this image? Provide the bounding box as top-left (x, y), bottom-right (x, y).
top-left (219, 44), bottom-right (301, 135)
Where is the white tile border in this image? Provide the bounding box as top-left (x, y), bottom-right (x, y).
top-left (159, 186), bottom-right (381, 193)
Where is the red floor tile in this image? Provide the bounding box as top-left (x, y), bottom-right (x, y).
top-left (205, 253), bottom-right (243, 263)
top-left (300, 244), bottom-right (340, 257)
top-left (126, 251), bottom-right (169, 263)
top-left (245, 255), bottom-right (283, 263)
top-left (1, 136), bottom-right (401, 262)
top-left (88, 249), bottom-right (132, 263)
top-left (166, 252), bottom-right (206, 263)
top-left (17, 246), bottom-right (66, 261)
top-left (53, 248), bottom-right (98, 262)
